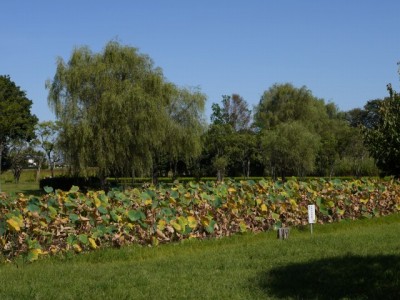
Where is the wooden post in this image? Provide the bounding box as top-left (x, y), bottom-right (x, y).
top-left (277, 227), bottom-right (290, 240)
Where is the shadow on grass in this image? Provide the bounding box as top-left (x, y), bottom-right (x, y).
top-left (20, 189), bottom-right (45, 196)
top-left (2, 189), bottom-right (44, 197)
top-left (255, 255), bottom-right (400, 299)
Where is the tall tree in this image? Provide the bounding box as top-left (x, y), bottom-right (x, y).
top-left (210, 94), bottom-right (252, 131)
top-left (7, 139), bottom-right (31, 183)
top-left (260, 121), bottom-right (320, 180)
top-left (340, 126), bottom-right (376, 177)
top-left (161, 87), bottom-right (206, 179)
top-left (345, 99), bottom-right (382, 129)
top-left (0, 75), bottom-right (38, 191)
top-left (205, 94), bottom-right (257, 179)
top-left (227, 130), bottom-right (258, 178)
top-left (315, 109), bottom-right (352, 178)
top-left (255, 83), bottom-right (328, 179)
top-left (47, 41), bottom-right (205, 181)
top-left (35, 121), bottom-right (61, 177)
top-left (363, 84), bottom-right (400, 176)
top-left (28, 147), bottom-right (47, 182)
top-left (202, 124), bottom-right (233, 180)
top-left (254, 83), bottom-right (328, 133)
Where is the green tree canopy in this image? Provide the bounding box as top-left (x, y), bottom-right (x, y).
top-left (227, 130), bottom-right (258, 178)
top-left (254, 83), bottom-right (330, 179)
top-left (254, 83), bottom-right (328, 133)
top-left (0, 75), bottom-right (38, 191)
top-left (47, 41), bottom-right (205, 179)
top-left (204, 94), bottom-right (258, 179)
top-left (345, 99), bottom-right (382, 129)
top-left (201, 123), bottom-right (234, 180)
top-left (210, 94), bottom-right (251, 131)
top-left (35, 121), bottom-right (62, 177)
top-left (260, 121), bottom-right (320, 180)
top-left (162, 87), bottom-right (206, 173)
top-left (7, 138), bottom-right (31, 183)
top-left (363, 84), bottom-right (400, 176)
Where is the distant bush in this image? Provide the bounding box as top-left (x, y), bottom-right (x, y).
top-left (105, 176), bottom-right (364, 189)
top-left (106, 176), bottom-right (267, 187)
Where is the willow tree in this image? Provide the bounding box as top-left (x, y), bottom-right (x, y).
top-left (47, 41), bottom-right (198, 180)
top-left (161, 87), bottom-right (206, 178)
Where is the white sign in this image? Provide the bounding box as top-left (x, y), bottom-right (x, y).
top-left (308, 205), bottom-right (316, 224)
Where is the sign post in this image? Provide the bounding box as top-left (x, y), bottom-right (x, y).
top-left (308, 204), bottom-right (316, 234)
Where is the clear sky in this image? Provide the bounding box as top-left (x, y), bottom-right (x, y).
top-left (1, 0), bottom-right (400, 122)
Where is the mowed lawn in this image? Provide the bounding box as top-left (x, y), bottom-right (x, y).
top-left (0, 168), bottom-right (60, 196)
top-left (0, 214), bottom-right (399, 299)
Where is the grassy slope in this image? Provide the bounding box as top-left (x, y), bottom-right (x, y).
top-left (0, 214), bottom-right (399, 299)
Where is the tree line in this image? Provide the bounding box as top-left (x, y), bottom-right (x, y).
top-left (1, 41), bottom-right (400, 187)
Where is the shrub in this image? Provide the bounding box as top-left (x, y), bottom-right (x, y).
top-left (39, 176), bottom-right (102, 192)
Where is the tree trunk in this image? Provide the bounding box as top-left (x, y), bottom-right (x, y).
top-left (97, 168), bottom-right (108, 191)
top-left (269, 165), bottom-right (276, 181)
top-left (152, 163), bottom-right (159, 185)
top-left (36, 160), bottom-right (42, 182)
top-left (131, 167), bottom-right (135, 186)
top-left (13, 165), bottom-right (22, 184)
top-left (281, 169), bottom-right (286, 182)
top-left (217, 169), bottom-right (222, 182)
top-left (173, 160), bottom-right (178, 180)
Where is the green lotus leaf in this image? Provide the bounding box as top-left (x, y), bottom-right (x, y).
top-left (127, 210), bottom-right (145, 222)
top-left (27, 203), bottom-right (41, 214)
top-left (271, 212), bottom-right (280, 221)
top-left (48, 206), bottom-right (57, 219)
top-left (98, 206), bottom-right (108, 215)
top-left (69, 186), bottom-right (80, 193)
top-left (69, 214), bottom-right (79, 223)
top-left (205, 219), bottom-right (216, 234)
top-left (44, 186), bottom-right (54, 194)
top-left (27, 249), bottom-right (42, 262)
top-left (78, 234), bottom-right (89, 245)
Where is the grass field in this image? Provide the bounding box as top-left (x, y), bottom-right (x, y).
top-left (0, 182), bottom-right (42, 195)
top-left (0, 213), bottom-right (399, 299)
top-left (0, 169), bottom-right (61, 195)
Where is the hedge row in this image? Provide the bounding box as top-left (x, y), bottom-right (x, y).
top-left (40, 176), bottom-right (357, 191)
top-left (39, 176), bottom-right (266, 191)
top-left (39, 176), bottom-right (102, 192)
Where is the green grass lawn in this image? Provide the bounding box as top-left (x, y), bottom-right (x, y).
top-left (0, 213), bottom-right (399, 299)
top-left (0, 169), bottom-right (50, 196)
top-left (0, 168), bottom-right (74, 195)
top-left (0, 182), bottom-right (42, 196)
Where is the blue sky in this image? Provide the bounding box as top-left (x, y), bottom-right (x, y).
top-left (1, 0), bottom-right (400, 122)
